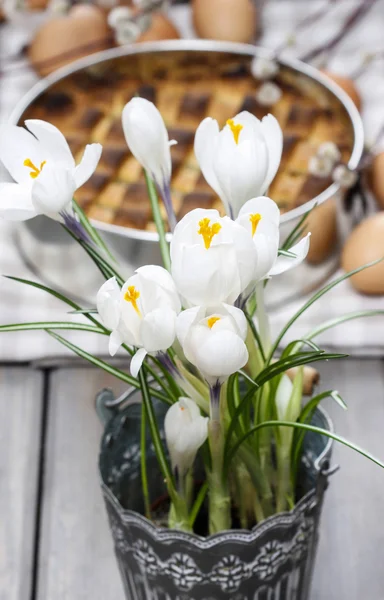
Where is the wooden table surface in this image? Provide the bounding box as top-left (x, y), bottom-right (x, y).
top-left (2, 358), bottom-right (384, 600)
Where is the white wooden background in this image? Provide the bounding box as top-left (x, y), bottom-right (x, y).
top-left (1, 359), bottom-right (384, 600)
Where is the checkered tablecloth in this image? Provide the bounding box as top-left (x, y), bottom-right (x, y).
top-left (1, 0), bottom-right (384, 362)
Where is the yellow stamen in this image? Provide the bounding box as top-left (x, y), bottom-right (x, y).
top-left (197, 218), bottom-right (222, 249)
top-left (23, 158), bottom-right (46, 179)
top-left (250, 213), bottom-right (262, 237)
top-left (207, 316), bottom-right (221, 329)
top-left (124, 285), bottom-right (141, 316)
top-left (226, 118), bottom-right (243, 144)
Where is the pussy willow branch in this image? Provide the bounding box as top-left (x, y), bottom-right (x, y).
top-left (273, 0), bottom-right (339, 57)
top-left (301, 0), bottom-right (378, 64)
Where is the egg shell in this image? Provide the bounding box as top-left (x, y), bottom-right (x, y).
top-left (27, 0), bottom-right (49, 10)
top-left (370, 152), bottom-right (384, 209)
top-left (136, 12), bottom-right (180, 42)
top-left (342, 213), bottom-right (384, 294)
top-left (304, 198), bottom-right (338, 265)
top-left (192, 0), bottom-right (256, 43)
top-left (28, 5), bottom-right (111, 76)
top-left (320, 70), bottom-right (361, 112)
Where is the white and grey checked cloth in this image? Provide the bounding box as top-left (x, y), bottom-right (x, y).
top-left (1, 0), bottom-right (384, 362)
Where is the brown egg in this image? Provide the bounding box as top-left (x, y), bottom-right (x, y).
top-left (370, 152), bottom-right (384, 209)
top-left (136, 12), bottom-right (180, 43)
top-left (192, 0), bottom-right (257, 43)
top-left (28, 5), bottom-right (111, 76)
top-left (341, 213), bottom-right (384, 294)
top-left (320, 70), bottom-right (361, 112)
top-left (26, 0), bottom-right (49, 10)
top-left (304, 198), bottom-right (338, 265)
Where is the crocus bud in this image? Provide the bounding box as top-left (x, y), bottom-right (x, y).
top-left (164, 397), bottom-right (209, 477)
top-left (122, 98), bottom-right (177, 229)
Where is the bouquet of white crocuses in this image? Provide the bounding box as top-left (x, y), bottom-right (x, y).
top-left (0, 99), bottom-right (383, 535)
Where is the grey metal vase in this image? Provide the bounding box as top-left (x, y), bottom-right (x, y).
top-left (97, 388), bottom-right (334, 600)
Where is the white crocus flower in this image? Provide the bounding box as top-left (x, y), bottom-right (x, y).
top-left (236, 197), bottom-right (311, 281)
top-left (164, 397), bottom-right (209, 477)
top-left (96, 266), bottom-right (181, 376)
top-left (176, 304), bottom-right (248, 386)
top-left (194, 111), bottom-right (283, 218)
top-left (0, 119), bottom-right (102, 221)
top-left (122, 98), bottom-right (177, 229)
top-left (170, 208), bottom-right (258, 307)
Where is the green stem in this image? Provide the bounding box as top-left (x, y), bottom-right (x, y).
top-left (245, 321), bottom-right (264, 378)
top-left (144, 172), bottom-right (171, 272)
top-left (140, 402), bottom-right (151, 519)
top-left (168, 493), bottom-right (192, 532)
top-left (255, 282), bottom-right (271, 354)
top-left (208, 419), bottom-right (231, 534)
top-left (276, 448), bottom-right (293, 513)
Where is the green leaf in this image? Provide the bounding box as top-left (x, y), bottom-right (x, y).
top-left (224, 351), bottom-right (346, 460)
top-left (68, 308), bottom-right (98, 314)
top-left (227, 420), bottom-right (384, 471)
top-left (245, 311), bottom-right (266, 361)
top-left (281, 204), bottom-right (316, 251)
top-left (73, 199), bottom-right (117, 264)
top-left (3, 275), bottom-right (106, 331)
top-left (46, 330), bottom-right (172, 405)
top-left (0, 321), bottom-right (105, 334)
top-left (305, 310), bottom-right (384, 342)
top-left (268, 259), bottom-right (383, 362)
top-left (256, 351), bottom-right (348, 388)
top-left (63, 225), bottom-right (125, 286)
top-left (278, 249), bottom-right (297, 258)
top-left (189, 482), bottom-right (208, 528)
top-left (4, 275), bottom-right (79, 310)
top-left (140, 401), bottom-right (151, 519)
top-left (144, 172), bottom-right (171, 272)
top-left (291, 389), bottom-right (347, 480)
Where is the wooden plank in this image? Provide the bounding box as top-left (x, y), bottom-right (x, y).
top-left (0, 367), bottom-right (43, 600)
top-left (36, 368), bottom-right (127, 600)
top-left (312, 359), bottom-right (384, 600)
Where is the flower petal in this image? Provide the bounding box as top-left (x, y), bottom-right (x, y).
top-left (194, 329), bottom-right (249, 379)
top-left (122, 98), bottom-right (171, 185)
top-left (140, 306), bottom-right (176, 352)
top-left (276, 374), bottom-right (293, 420)
top-left (31, 164), bottom-right (76, 219)
top-left (194, 117), bottom-right (224, 201)
top-left (25, 119), bottom-right (75, 169)
top-left (269, 233), bottom-right (311, 276)
top-left (109, 329), bottom-right (123, 356)
top-left (74, 143), bottom-right (102, 189)
top-left (96, 276), bottom-right (121, 331)
top-left (176, 306), bottom-right (204, 347)
top-left (237, 196), bottom-right (280, 226)
top-left (0, 124), bottom-right (41, 184)
top-left (259, 114), bottom-right (283, 194)
top-left (0, 182), bottom-right (37, 220)
top-left (130, 347), bottom-right (148, 378)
